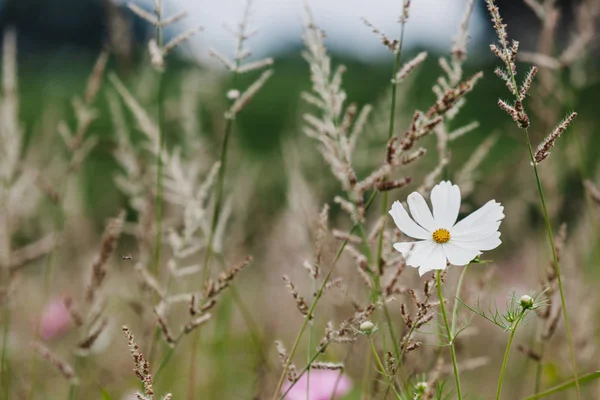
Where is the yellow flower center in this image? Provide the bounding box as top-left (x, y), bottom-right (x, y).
top-left (432, 228), bottom-right (451, 244)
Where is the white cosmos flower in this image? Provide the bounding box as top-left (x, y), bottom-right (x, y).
top-left (389, 181), bottom-right (504, 276)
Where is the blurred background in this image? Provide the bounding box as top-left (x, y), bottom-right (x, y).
top-left (0, 0), bottom-right (599, 399)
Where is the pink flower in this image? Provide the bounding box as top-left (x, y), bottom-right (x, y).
top-left (282, 370), bottom-right (352, 400)
top-left (38, 296), bottom-right (73, 341)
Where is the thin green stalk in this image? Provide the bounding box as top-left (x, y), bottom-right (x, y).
top-left (67, 356), bottom-right (83, 400)
top-left (271, 191), bottom-right (378, 400)
top-left (1, 307), bottom-right (10, 400)
top-left (451, 264), bottom-right (469, 336)
top-left (495, 310), bottom-right (526, 400)
top-left (525, 371), bottom-right (600, 400)
top-left (360, 346), bottom-right (372, 400)
top-left (535, 341), bottom-right (544, 393)
top-left (523, 129), bottom-right (580, 397)
top-left (152, 0), bottom-right (165, 277)
top-left (369, 337), bottom-right (403, 399)
top-left (374, 0), bottom-right (409, 368)
top-left (356, 224), bottom-right (400, 360)
top-left (306, 278), bottom-right (316, 400)
top-left (436, 270), bottom-right (463, 400)
top-left (487, 6), bottom-right (581, 389)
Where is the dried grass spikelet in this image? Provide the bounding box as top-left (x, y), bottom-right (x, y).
top-left (153, 308), bottom-right (176, 346)
top-left (9, 232), bottom-right (61, 273)
top-left (396, 52), bottom-right (427, 83)
top-left (63, 296), bottom-right (84, 327)
top-left (77, 317), bottom-right (109, 353)
top-left (204, 256), bottom-right (253, 299)
top-left (86, 210), bottom-right (126, 303)
top-left (122, 326), bottom-right (161, 399)
top-left (183, 312), bottom-right (212, 334)
top-left (33, 342), bottom-right (78, 384)
top-left (319, 304), bottom-right (377, 349)
top-left (361, 18), bottom-right (398, 53)
top-left (310, 362), bottom-right (344, 370)
top-left (584, 180), bottom-right (600, 206)
top-left (275, 340), bottom-right (298, 382)
top-left (282, 275), bottom-right (311, 319)
top-left (534, 112), bottom-right (578, 164)
top-left (228, 69), bottom-right (273, 117)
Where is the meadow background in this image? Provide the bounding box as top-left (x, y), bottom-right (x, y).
top-left (0, 0), bottom-right (599, 399)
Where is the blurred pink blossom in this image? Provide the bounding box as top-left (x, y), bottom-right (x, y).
top-left (38, 296), bottom-right (73, 341)
top-left (282, 370), bottom-right (352, 400)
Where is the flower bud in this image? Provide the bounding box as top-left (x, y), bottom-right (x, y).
top-left (520, 294), bottom-right (534, 309)
top-left (226, 89), bottom-right (240, 100)
top-left (359, 320), bottom-right (375, 334)
top-left (414, 381), bottom-right (427, 393)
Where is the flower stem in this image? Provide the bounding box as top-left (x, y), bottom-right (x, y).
top-left (368, 336), bottom-right (403, 400)
top-left (451, 264), bottom-right (469, 336)
top-left (436, 270), bottom-right (463, 400)
top-left (495, 310), bottom-right (525, 400)
top-left (523, 129), bottom-right (580, 398)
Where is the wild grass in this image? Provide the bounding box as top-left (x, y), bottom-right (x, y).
top-left (0, 0), bottom-right (599, 399)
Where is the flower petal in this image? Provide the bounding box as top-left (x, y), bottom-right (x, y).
top-left (443, 242), bottom-right (480, 266)
top-left (389, 201), bottom-right (430, 240)
top-left (394, 240), bottom-right (436, 269)
top-left (431, 181), bottom-right (461, 228)
top-left (453, 231), bottom-right (502, 251)
top-left (407, 192), bottom-right (436, 231)
top-left (392, 241), bottom-right (420, 256)
top-left (418, 244), bottom-right (447, 276)
top-left (452, 200), bottom-right (504, 236)
top-left (451, 221), bottom-right (501, 241)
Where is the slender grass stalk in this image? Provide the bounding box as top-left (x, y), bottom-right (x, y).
top-left (368, 336), bottom-right (403, 399)
top-left (271, 191), bottom-right (379, 400)
top-left (523, 129), bottom-right (580, 398)
top-left (486, 5), bottom-right (581, 392)
top-left (152, 0), bottom-right (165, 277)
top-left (525, 371), bottom-right (600, 400)
top-left (191, 15), bottom-right (246, 395)
top-left (495, 310), bottom-right (526, 400)
top-left (1, 306), bottom-right (10, 400)
top-left (306, 278), bottom-right (316, 400)
top-left (436, 270), bottom-right (463, 400)
top-left (67, 355), bottom-right (83, 400)
top-left (374, 0), bottom-right (409, 360)
top-left (360, 345), bottom-right (372, 400)
top-left (534, 341), bottom-right (544, 393)
top-left (451, 264), bottom-right (469, 336)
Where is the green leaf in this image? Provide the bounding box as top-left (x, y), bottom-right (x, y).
top-left (100, 387), bottom-right (113, 400)
top-left (524, 371), bottom-right (600, 399)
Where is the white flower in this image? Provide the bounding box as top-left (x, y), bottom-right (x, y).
top-left (389, 181), bottom-right (504, 276)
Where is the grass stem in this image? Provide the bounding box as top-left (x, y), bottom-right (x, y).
top-left (436, 270), bottom-right (463, 400)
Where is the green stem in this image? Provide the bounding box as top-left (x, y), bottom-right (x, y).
top-left (368, 337), bottom-right (402, 400)
top-left (1, 307), bottom-right (10, 400)
top-left (523, 129), bottom-right (580, 397)
top-left (271, 191), bottom-right (378, 400)
top-left (152, 0), bottom-right (165, 277)
top-left (436, 270), bottom-right (463, 399)
top-left (534, 341), bottom-right (544, 393)
top-left (524, 371), bottom-right (600, 400)
top-left (451, 264), bottom-right (469, 336)
top-left (374, 0), bottom-right (409, 371)
top-left (67, 356), bottom-right (83, 400)
top-left (486, 6), bottom-right (581, 393)
top-left (495, 311), bottom-right (526, 400)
